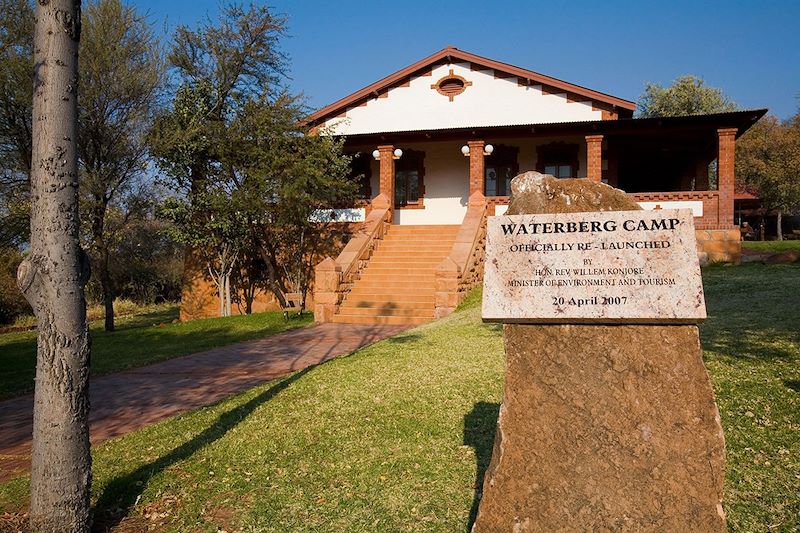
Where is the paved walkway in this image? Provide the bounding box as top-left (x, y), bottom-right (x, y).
top-left (0, 323), bottom-right (406, 482)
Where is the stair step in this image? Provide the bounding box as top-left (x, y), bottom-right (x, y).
top-left (343, 298), bottom-right (434, 308)
top-left (357, 275), bottom-right (436, 282)
top-left (388, 225), bottom-right (460, 231)
top-left (331, 224), bottom-right (460, 325)
top-left (350, 279), bottom-right (436, 294)
top-left (368, 258), bottom-right (448, 265)
top-left (338, 305), bottom-right (434, 317)
top-left (346, 292), bottom-right (435, 302)
top-left (332, 314), bottom-right (431, 325)
top-left (361, 267), bottom-right (437, 276)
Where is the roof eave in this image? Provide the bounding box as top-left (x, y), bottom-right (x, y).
top-left (304, 46), bottom-right (636, 126)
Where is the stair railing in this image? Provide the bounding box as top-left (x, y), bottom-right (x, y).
top-left (434, 194), bottom-right (488, 318)
top-left (313, 207), bottom-right (392, 322)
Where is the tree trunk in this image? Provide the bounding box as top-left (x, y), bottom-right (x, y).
top-left (91, 195), bottom-right (114, 332)
top-left (217, 271), bottom-right (225, 317)
top-left (17, 2), bottom-right (92, 531)
top-left (223, 271), bottom-right (230, 316)
top-left (777, 210), bottom-right (783, 241)
top-left (100, 261), bottom-right (115, 332)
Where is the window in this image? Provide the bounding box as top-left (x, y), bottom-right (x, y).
top-left (395, 149), bottom-right (425, 207)
top-left (347, 152), bottom-right (372, 199)
top-left (544, 164), bottom-right (574, 179)
top-left (484, 145), bottom-right (519, 196)
top-left (537, 142), bottom-right (579, 179)
top-left (431, 69), bottom-right (472, 101)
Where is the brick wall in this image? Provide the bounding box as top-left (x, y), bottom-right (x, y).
top-left (717, 128), bottom-right (737, 229)
top-left (585, 135), bottom-right (603, 183)
top-left (630, 191), bottom-right (733, 230)
top-left (468, 140), bottom-right (486, 197)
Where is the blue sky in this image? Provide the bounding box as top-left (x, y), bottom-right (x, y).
top-left (134, 0), bottom-right (799, 118)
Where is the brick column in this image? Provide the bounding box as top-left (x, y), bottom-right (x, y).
top-left (717, 128), bottom-right (737, 229)
top-left (313, 257), bottom-right (341, 323)
top-left (468, 140), bottom-right (486, 205)
top-left (372, 145), bottom-right (395, 210)
top-left (585, 135), bottom-right (603, 183)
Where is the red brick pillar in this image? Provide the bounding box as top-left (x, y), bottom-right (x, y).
top-left (313, 257), bottom-right (341, 323)
top-left (585, 135), bottom-right (603, 183)
top-left (372, 145), bottom-right (395, 210)
top-left (717, 128), bottom-right (737, 229)
top-left (468, 140), bottom-right (486, 204)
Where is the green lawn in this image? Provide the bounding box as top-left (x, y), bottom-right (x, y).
top-left (1, 264), bottom-right (797, 532)
top-left (0, 307), bottom-right (312, 399)
top-left (742, 240), bottom-right (800, 253)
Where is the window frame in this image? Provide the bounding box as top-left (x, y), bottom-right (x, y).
top-left (394, 149), bottom-right (426, 208)
top-left (536, 142), bottom-right (580, 179)
top-left (484, 144), bottom-right (520, 197)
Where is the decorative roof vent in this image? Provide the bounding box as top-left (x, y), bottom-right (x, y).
top-left (432, 69), bottom-right (472, 101)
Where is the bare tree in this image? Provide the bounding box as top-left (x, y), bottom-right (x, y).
top-left (17, 1), bottom-right (92, 531)
top-left (79, 0), bottom-right (164, 331)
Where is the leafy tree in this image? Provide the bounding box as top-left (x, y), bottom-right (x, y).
top-left (0, 0), bottom-right (34, 248)
top-left (149, 2), bottom-right (287, 199)
top-left (159, 190), bottom-right (249, 316)
top-left (636, 75), bottom-right (737, 118)
top-left (224, 96), bottom-right (356, 309)
top-left (18, 0), bottom-right (92, 530)
top-left (736, 113), bottom-right (800, 240)
top-left (78, 0), bottom-right (164, 331)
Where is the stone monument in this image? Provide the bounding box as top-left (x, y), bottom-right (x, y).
top-left (474, 172), bottom-right (726, 532)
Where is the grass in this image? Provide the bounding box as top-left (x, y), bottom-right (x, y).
top-left (742, 240), bottom-right (800, 253)
top-left (699, 263), bottom-right (800, 531)
top-left (0, 306), bottom-right (312, 399)
top-left (0, 264), bottom-right (797, 532)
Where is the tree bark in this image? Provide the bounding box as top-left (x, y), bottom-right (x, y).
top-left (91, 198), bottom-right (114, 332)
top-left (777, 210), bottom-right (783, 241)
top-left (17, 2), bottom-right (92, 531)
top-left (217, 271), bottom-right (225, 317)
top-left (100, 258), bottom-right (115, 332)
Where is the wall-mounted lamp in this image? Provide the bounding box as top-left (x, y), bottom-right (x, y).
top-left (372, 148), bottom-right (404, 160)
top-left (461, 143), bottom-right (494, 157)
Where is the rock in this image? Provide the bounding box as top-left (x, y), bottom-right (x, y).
top-left (763, 250), bottom-right (800, 264)
top-left (473, 172), bottom-right (726, 532)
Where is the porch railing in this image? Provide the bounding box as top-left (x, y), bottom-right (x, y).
top-left (434, 195), bottom-right (488, 318)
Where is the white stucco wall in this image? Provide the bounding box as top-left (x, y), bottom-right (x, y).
top-left (324, 62), bottom-right (601, 135)
top-left (393, 141), bottom-right (468, 225)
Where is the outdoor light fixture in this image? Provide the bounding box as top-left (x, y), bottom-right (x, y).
top-left (373, 148), bottom-right (404, 160)
top-left (461, 143), bottom-right (494, 156)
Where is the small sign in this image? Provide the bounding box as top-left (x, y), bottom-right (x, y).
top-left (482, 209), bottom-right (706, 324)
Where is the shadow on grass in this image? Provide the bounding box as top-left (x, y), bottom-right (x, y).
top-left (463, 401), bottom-right (499, 531)
top-left (384, 333), bottom-right (422, 344)
top-left (785, 380), bottom-right (800, 393)
top-left (92, 366), bottom-right (313, 531)
top-left (104, 307), bottom-right (180, 332)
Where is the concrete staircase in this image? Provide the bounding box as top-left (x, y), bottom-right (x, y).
top-left (332, 224), bottom-right (460, 325)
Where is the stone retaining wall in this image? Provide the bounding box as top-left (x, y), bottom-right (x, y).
top-left (696, 228), bottom-right (741, 265)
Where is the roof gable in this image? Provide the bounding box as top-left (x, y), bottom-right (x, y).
top-left (307, 46), bottom-right (636, 132)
